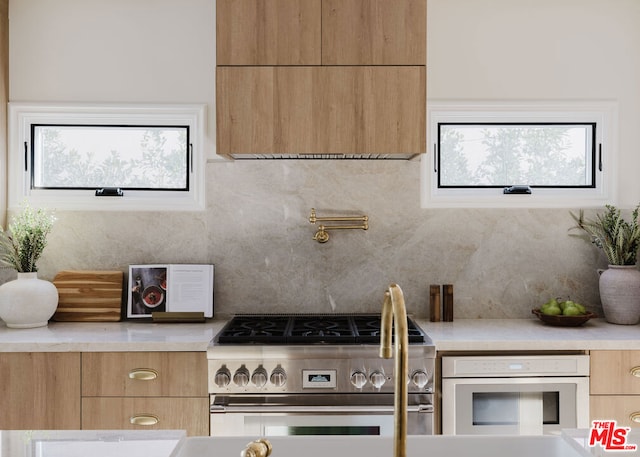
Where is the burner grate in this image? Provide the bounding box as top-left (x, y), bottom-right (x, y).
top-left (215, 314), bottom-right (427, 345)
top-left (216, 315), bottom-right (291, 344)
top-left (288, 315), bottom-right (357, 343)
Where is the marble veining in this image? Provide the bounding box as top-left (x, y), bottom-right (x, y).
top-left (16, 160), bottom-right (606, 320)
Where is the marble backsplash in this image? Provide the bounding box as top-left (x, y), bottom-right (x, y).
top-left (11, 160), bottom-right (606, 319)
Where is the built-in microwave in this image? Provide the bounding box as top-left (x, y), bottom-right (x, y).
top-left (441, 355), bottom-right (590, 435)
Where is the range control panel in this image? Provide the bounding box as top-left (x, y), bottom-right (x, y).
top-left (209, 358), bottom-right (433, 394)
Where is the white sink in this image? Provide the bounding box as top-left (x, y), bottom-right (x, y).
top-left (169, 435), bottom-right (586, 457)
top-left (1, 430), bottom-right (184, 457)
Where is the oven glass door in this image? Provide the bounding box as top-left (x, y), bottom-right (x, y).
top-left (442, 377), bottom-right (589, 435)
top-left (210, 394), bottom-right (433, 437)
top-left (212, 411), bottom-right (395, 436)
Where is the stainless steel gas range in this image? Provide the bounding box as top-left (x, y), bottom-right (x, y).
top-left (207, 314), bottom-right (435, 437)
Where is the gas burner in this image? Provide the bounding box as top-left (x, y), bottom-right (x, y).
top-left (288, 315), bottom-right (356, 343)
top-left (215, 313), bottom-right (427, 345)
top-left (216, 315), bottom-right (290, 344)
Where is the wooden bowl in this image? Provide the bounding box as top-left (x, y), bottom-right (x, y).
top-left (532, 308), bottom-right (597, 327)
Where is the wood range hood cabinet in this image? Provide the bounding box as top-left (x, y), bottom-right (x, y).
top-left (216, 0), bottom-right (426, 159)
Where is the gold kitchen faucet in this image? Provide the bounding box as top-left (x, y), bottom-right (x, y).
top-left (380, 284), bottom-right (409, 457)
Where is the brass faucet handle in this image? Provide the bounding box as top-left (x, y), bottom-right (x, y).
top-left (240, 439), bottom-right (273, 457)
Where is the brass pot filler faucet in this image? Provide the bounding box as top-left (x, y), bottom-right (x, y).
top-left (309, 208), bottom-right (369, 243)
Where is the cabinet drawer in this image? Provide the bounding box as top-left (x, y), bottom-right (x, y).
top-left (591, 351), bottom-right (640, 394)
top-left (82, 352), bottom-right (207, 397)
top-left (82, 397), bottom-right (209, 436)
top-left (591, 395), bottom-right (640, 428)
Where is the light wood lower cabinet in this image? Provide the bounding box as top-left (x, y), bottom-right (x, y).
top-left (591, 396), bottom-right (640, 428)
top-left (82, 351), bottom-right (207, 397)
top-left (590, 350), bottom-right (640, 427)
top-left (0, 352), bottom-right (81, 429)
top-left (81, 351), bottom-right (209, 436)
top-left (82, 397), bottom-right (209, 435)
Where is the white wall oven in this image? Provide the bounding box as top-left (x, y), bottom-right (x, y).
top-left (441, 355), bottom-right (590, 435)
top-left (208, 314), bottom-right (435, 437)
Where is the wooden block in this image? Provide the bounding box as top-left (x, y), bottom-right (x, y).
top-left (443, 284), bottom-right (454, 322)
top-left (52, 270), bottom-right (123, 322)
top-left (429, 285), bottom-right (441, 322)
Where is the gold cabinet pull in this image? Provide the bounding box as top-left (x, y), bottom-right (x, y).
top-left (128, 368), bottom-right (158, 381)
top-left (630, 367), bottom-right (640, 378)
top-left (130, 414), bottom-right (159, 426)
top-left (630, 412), bottom-right (640, 423)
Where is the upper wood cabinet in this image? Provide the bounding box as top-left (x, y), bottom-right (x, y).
top-left (216, 0), bottom-right (426, 156)
top-left (217, 0), bottom-right (425, 66)
top-left (322, 0), bottom-right (426, 65)
top-left (216, 0), bottom-right (321, 65)
top-left (217, 66), bottom-right (425, 155)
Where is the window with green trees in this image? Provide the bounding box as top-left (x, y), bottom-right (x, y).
top-left (32, 125), bottom-right (189, 191)
top-left (438, 123), bottom-right (595, 188)
top-left (9, 103), bottom-right (205, 211)
top-left (424, 101), bottom-right (615, 208)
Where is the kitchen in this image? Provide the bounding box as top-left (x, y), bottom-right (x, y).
top-left (1, 0), bottom-right (640, 453)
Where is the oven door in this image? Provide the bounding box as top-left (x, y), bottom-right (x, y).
top-left (441, 377), bottom-right (589, 435)
top-left (210, 394), bottom-right (433, 436)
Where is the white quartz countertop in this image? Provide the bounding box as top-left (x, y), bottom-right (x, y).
top-left (417, 318), bottom-right (640, 351)
top-left (0, 320), bottom-right (227, 352)
top-left (0, 317), bottom-right (639, 352)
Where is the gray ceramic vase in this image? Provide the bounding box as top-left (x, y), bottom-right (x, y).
top-left (599, 265), bottom-right (640, 325)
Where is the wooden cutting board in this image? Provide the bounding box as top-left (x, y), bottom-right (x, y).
top-left (52, 270), bottom-right (124, 322)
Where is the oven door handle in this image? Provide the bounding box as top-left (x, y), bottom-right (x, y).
top-left (210, 404), bottom-right (434, 414)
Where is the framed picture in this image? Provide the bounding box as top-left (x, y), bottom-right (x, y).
top-left (127, 264), bottom-right (214, 319)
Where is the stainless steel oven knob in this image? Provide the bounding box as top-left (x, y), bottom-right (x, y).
top-left (411, 370), bottom-right (429, 389)
top-left (270, 367), bottom-right (287, 387)
top-left (369, 371), bottom-right (386, 389)
top-left (251, 368), bottom-right (268, 387)
top-left (233, 367), bottom-right (250, 387)
top-left (350, 371), bottom-right (367, 389)
top-left (214, 368), bottom-right (231, 388)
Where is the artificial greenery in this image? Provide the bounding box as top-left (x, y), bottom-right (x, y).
top-left (570, 204), bottom-right (640, 266)
top-left (0, 204), bottom-right (55, 273)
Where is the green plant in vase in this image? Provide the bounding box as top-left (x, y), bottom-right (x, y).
top-left (0, 204), bottom-right (55, 272)
top-left (0, 204), bottom-right (58, 328)
top-left (570, 204), bottom-right (640, 324)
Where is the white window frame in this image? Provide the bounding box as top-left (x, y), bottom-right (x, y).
top-left (421, 100), bottom-right (618, 208)
top-left (8, 102), bottom-right (207, 211)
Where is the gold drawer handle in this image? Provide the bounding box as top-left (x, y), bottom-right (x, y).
top-left (128, 368), bottom-right (158, 381)
top-left (630, 412), bottom-right (640, 423)
top-left (630, 367), bottom-right (640, 378)
top-left (130, 414), bottom-right (159, 426)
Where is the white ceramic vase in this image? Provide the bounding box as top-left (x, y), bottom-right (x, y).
top-left (0, 272), bottom-right (59, 328)
top-left (598, 265), bottom-right (640, 325)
